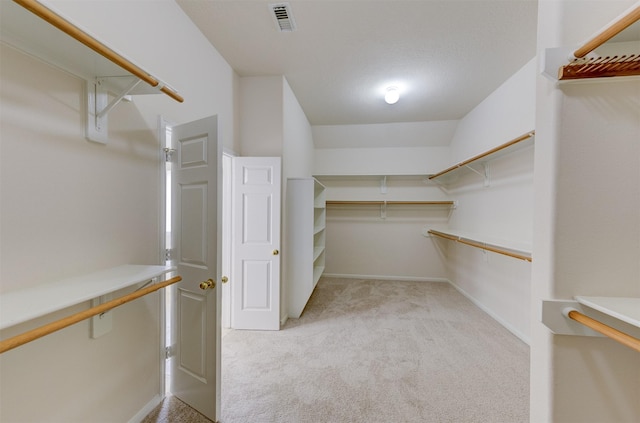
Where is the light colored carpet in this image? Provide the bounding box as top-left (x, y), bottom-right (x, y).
top-left (142, 395), bottom-right (212, 423)
top-left (221, 277), bottom-right (529, 423)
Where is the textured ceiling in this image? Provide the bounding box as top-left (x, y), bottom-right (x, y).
top-left (177, 0), bottom-right (538, 126)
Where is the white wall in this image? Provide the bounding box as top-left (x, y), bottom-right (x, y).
top-left (313, 122), bottom-right (456, 281)
top-left (0, 1), bottom-right (235, 421)
top-left (532, 1), bottom-right (640, 421)
top-left (313, 120), bottom-right (458, 149)
top-left (443, 58), bottom-right (536, 343)
top-left (239, 76), bottom-right (284, 156)
top-left (313, 120), bottom-right (456, 176)
top-left (315, 146), bottom-right (450, 176)
top-left (283, 78), bottom-right (314, 179)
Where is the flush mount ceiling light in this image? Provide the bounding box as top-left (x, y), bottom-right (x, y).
top-left (384, 86), bottom-right (400, 104)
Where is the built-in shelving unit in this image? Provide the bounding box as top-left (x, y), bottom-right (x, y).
top-left (287, 178), bottom-right (326, 318)
top-left (0, 0), bottom-right (183, 144)
top-left (428, 131), bottom-right (535, 186)
top-left (428, 228), bottom-right (532, 262)
top-left (0, 264), bottom-right (175, 330)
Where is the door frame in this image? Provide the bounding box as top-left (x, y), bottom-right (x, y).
top-left (158, 115), bottom-right (172, 398)
top-left (221, 149), bottom-right (236, 329)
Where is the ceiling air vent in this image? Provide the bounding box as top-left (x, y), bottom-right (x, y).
top-left (269, 2), bottom-right (297, 32)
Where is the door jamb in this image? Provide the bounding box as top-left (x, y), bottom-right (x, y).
top-left (158, 115), bottom-right (174, 399)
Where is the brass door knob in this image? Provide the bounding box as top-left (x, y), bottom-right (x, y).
top-left (221, 276), bottom-right (229, 284)
top-left (199, 278), bottom-right (215, 290)
top-left (273, 249), bottom-right (279, 255)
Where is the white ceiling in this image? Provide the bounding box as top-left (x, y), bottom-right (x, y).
top-left (177, 0), bottom-right (538, 128)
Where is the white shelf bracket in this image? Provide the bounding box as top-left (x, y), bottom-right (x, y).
top-left (541, 300), bottom-right (604, 337)
top-left (463, 163), bottom-right (490, 187)
top-left (86, 77), bottom-right (142, 144)
top-left (448, 201), bottom-right (457, 219)
top-left (380, 176), bottom-right (387, 194)
top-left (483, 162), bottom-right (490, 187)
top-left (380, 201), bottom-right (387, 219)
top-left (90, 293), bottom-right (113, 339)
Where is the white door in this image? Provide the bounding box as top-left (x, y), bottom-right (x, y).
top-left (231, 157), bottom-right (281, 330)
top-left (170, 116), bottom-right (221, 421)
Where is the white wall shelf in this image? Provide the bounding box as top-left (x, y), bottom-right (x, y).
top-left (0, 264), bottom-right (175, 330)
top-left (315, 174), bottom-right (430, 182)
top-left (327, 200), bottom-right (454, 206)
top-left (328, 200), bottom-right (455, 219)
top-left (428, 228), bottom-right (532, 262)
top-left (575, 296), bottom-right (640, 328)
top-left (428, 131), bottom-right (535, 186)
top-left (0, 0), bottom-right (183, 144)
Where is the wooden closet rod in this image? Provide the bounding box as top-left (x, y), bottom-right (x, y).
top-left (14, 0), bottom-right (184, 103)
top-left (428, 131), bottom-right (534, 180)
top-left (566, 309), bottom-right (640, 353)
top-left (326, 201), bottom-right (454, 206)
top-left (573, 3), bottom-right (640, 58)
top-left (458, 238), bottom-right (532, 262)
top-left (429, 230), bottom-right (532, 262)
top-left (0, 275), bottom-right (182, 354)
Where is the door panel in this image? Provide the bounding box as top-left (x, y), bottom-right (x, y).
top-left (177, 289), bottom-right (208, 382)
top-left (180, 183), bottom-right (207, 265)
top-left (231, 157), bottom-right (281, 330)
top-left (170, 116), bottom-right (220, 421)
top-left (242, 260), bottom-right (272, 309)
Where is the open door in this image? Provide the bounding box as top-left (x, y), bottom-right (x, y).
top-left (231, 157), bottom-right (281, 330)
top-left (170, 116), bottom-right (221, 421)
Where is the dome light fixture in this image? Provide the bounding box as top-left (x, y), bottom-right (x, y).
top-left (384, 86), bottom-right (400, 105)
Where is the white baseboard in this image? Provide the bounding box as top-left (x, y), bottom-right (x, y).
top-left (322, 273), bottom-right (449, 283)
top-left (128, 394), bottom-right (163, 423)
top-left (447, 280), bottom-right (531, 345)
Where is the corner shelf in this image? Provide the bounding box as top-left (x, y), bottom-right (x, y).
top-left (1, 0), bottom-right (183, 144)
top-left (428, 228), bottom-right (532, 262)
top-left (0, 264), bottom-right (175, 330)
top-left (428, 131), bottom-right (535, 186)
